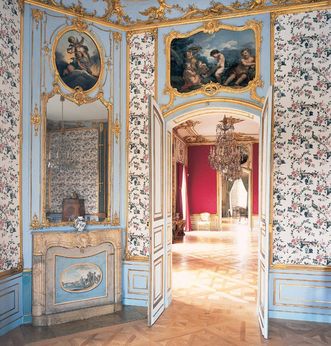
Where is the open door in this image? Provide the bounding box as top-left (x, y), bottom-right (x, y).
top-left (148, 97), bottom-right (169, 326)
top-left (257, 86), bottom-right (273, 338)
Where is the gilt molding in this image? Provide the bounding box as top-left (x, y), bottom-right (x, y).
top-left (24, 0), bottom-right (329, 31)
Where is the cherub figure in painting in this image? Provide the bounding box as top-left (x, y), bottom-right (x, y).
top-left (181, 49), bottom-right (209, 91)
top-left (224, 48), bottom-right (255, 86)
top-left (210, 49), bottom-right (225, 83)
top-left (64, 36), bottom-right (94, 77)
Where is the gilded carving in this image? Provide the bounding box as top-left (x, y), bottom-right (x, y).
top-left (31, 104), bottom-right (41, 136)
top-left (139, 0), bottom-right (181, 21)
top-left (112, 211), bottom-right (120, 226)
top-left (112, 118), bottom-right (120, 143)
top-left (162, 20), bottom-right (264, 112)
top-left (32, 9), bottom-right (43, 25)
top-left (31, 213), bottom-right (42, 229)
top-left (113, 31), bottom-right (122, 43)
top-left (27, 0), bottom-right (328, 28)
top-left (71, 17), bottom-right (89, 31)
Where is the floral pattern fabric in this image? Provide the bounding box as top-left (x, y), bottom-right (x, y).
top-left (127, 32), bottom-right (155, 257)
top-left (47, 129), bottom-right (99, 214)
top-left (273, 10), bottom-right (331, 266)
top-left (0, 0), bottom-right (21, 272)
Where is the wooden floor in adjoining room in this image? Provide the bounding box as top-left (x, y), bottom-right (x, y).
top-left (2, 225), bottom-right (330, 345)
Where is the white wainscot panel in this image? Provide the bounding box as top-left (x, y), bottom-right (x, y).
top-left (122, 261), bottom-right (149, 307)
top-left (269, 269), bottom-right (331, 323)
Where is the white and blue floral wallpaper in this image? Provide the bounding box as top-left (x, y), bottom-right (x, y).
top-left (47, 128), bottom-right (99, 214)
top-left (273, 10), bottom-right (331, 266)
top-left (0, 0), bottom-right (21, 272)
top-left (127, 32), bottom-right (155, 257)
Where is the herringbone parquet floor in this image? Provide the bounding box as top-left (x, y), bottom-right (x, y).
top-left (3, 225), bottom-right (331, 345)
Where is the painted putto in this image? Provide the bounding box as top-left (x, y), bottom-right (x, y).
top-left (170, 28), bottom-right (256, 92)
top-left (54, 29), bottom-right (101, 91)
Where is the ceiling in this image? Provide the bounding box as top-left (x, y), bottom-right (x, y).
top-left (174, 112), bottom-right (259, 144)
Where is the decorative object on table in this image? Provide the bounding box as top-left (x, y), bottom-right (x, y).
top-left (74, 216), bottom-right (87, 232)
top-left (62, 192), bottom-right (85, 221)
top-left (208, 116), bottom-right (245, 181)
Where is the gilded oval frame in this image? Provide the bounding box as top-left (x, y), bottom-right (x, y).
top-left (52, 25), bottom-right (104, 94)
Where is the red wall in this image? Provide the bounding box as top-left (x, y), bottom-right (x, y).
top-left (252, 143), bottom-right (259, 215)
top-left (188, 146), bottom-right (217, 214)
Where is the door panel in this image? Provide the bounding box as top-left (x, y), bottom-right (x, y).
top-left (148, 98), bottom-right (166, 326)
top-left (257, 86), bottom-right (273, 339)
top-left (165, 130), bottom-right (172, 306)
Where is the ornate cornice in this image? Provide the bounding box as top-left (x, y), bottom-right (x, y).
top-left (24, 0), bottom-right (329, 30)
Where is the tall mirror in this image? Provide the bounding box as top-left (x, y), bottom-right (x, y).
top-left (42, 94), bottom-right (111, 225)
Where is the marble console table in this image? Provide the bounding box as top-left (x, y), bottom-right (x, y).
top-left (32, 229), bottom-right (122, 326)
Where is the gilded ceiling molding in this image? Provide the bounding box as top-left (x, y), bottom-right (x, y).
top-left (35, 0), bottom-right (131, 24)
top-left (24, 0), bottom-right (329, 30)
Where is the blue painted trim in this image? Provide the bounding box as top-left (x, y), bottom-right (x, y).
top-left (22, 271), bottom-right (32, 324)
top-left (270, 310), bottom-right (331, 324)
top-left (0, 273), bottom-right (23, 336)
top-left (122, 298), bottom-right (148, 307)
top-left (0, 317), bottom-right (23, 337)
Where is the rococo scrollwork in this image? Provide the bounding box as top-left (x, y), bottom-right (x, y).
top-left (162, 20), bottom-right (264, 112)
top-left (24, 0), bottom-right (327, 28)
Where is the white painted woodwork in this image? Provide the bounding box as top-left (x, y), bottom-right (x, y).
top-left (257, 87), bottom-right (273, 339)
top-left (148, 98), bottom-right (166, 326)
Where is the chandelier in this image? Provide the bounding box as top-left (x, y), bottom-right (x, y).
top-left (208, 116), bottom-right (243, 181)
top-left (47, 96), bottom-right (77, 171)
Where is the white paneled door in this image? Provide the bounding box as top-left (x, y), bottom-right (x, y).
top-left (257, 86), bottom-right (273, 339)
top-left (148, 97), bottom-right (172, 326)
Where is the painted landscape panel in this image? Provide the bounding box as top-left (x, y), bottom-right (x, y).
top-left (60, 263), bottom-right (102, 293)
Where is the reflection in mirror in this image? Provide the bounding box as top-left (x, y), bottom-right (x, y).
top-left (44, 94), bottom-right (109, 224)
top-left (222, 171), bottom-right (249, 224)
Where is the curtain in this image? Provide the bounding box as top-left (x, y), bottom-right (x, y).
top-left (176, 162), bottom-right (183, 218)
top-left (176, 162), bottom-right (191, 231)
top-left (182, 165), bottom-right (191, 231)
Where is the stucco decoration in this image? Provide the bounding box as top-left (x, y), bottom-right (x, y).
top-left (47, 128), bottom-right (99, 214)
top-left (127, 32), bottom-right (155, 257)
top-left (273, 10), bottom-right (331, 266)
top-left (0, 0), bottom-right (21, 273)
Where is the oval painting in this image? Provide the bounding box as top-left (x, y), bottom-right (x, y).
top-left (54, 30), bottom-right (101, 92)
top-left (60, 263), bottom-right (103, 293)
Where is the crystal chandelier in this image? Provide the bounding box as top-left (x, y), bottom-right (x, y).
top-left (208, 116), bottom-right (243, 181)
top-left (47, 96), bottom-right (77, 171)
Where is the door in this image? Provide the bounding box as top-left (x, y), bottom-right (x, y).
top-left (148, 97), bottom-right (169, 326)
top-left (165, 129), bottom-right (173, 307)
top-left (257, 86), bottom-right (273, 338)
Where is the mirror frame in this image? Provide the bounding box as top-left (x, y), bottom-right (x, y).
top-left (41, 85), bottom-right (113, 227)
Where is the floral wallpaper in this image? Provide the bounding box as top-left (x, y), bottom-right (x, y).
top-left (127, 32), bottom-right (155, 257)
top-left (273, 10), bottom-right (331, 266)
top-left (0, 0), bottom-right (21, 272)
top-left (47, 128), bottom-right (99, 214)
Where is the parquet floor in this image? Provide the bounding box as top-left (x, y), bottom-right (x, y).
top-left (2, 225), bottom-right (331, 345)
